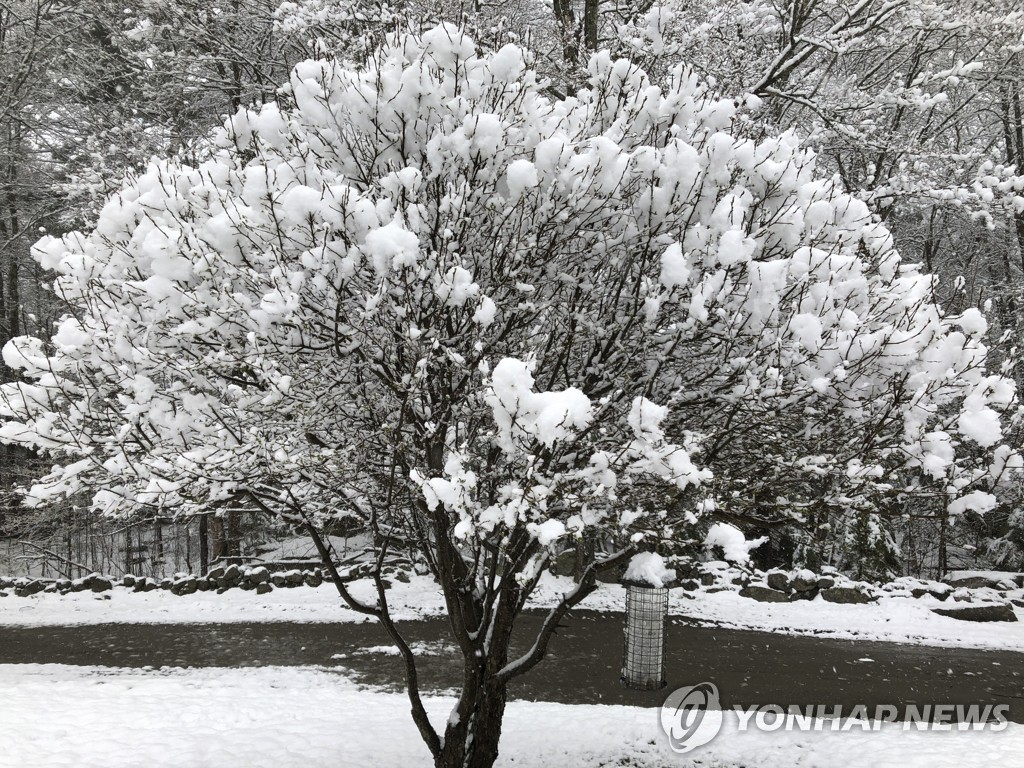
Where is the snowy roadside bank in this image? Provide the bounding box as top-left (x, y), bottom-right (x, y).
top-left (3, 573), bottom-right (1024, 653)
top-left (0, 664), bottom-right (1019, 768)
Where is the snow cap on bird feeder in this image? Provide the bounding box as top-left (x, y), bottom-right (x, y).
top-left (621, 551), bottom-right (675, 690)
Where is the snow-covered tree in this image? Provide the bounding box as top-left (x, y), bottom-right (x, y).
top-left (0, 25), bottom-right (1019, 766)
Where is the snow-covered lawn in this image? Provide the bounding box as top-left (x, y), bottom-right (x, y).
top-left (4, 573), bottom-right (1024, 652)
top-left (0, 664), bottom-right (1018, 768)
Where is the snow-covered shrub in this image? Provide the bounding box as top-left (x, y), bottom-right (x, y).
top-left (0, 24), bottom-right (1019, 768)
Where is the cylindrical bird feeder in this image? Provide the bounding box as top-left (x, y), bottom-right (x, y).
top-left (620, 579), bottom-right (669, 690)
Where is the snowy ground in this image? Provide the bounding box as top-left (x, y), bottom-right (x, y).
top-left (0, 663), bottom-right (1018, 768)
top-left (3, 573), bottom-right (1024, 652)
top-left (4, 571), bottom-right (1023, 767)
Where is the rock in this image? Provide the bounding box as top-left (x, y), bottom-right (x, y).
top-left (218, 564), bottom-right (241, 587)
top-left (739, 585), bottom-right (790, 603)
top-left (816, 576), bottom-right (835, 590)
top-left (393, 570), bottom-right (411, 584)
top-left (932, 604), bottom-right (1018, 623)
top-left (705, 585), bottom-right (735, 594)
top-left (548, 550), bottom-right (576, 578)
top-left (216, 586), bottom-right (233, 595)
top-left (942, 573), bottom-right (1017, 591)
top-left (304, 571), bottom-right (323, 588)
top-left (766, 571), bottom-right (791, 592)
top-left (133, 578), bottom-right (159, 593)
top-left (821, 587), bottom-right (875, 604)
top-left (946, 577), bottom-right (993, 589)
top-left (206, 566), bottom-right (226, 580)
top-left (675, 563), bottom-right (699, 580)
top-left (909, 582), bottom-right (952, 601)
top-left (88, 576), bottom-right (113, 593)
top-left (256, 582), bottom-right (273, 595)
top-left (679, 579), bottom-right (700, 592)
top-left (285, 570), bottom-right (305, 586)
top-left (790, 570), bottom-right (818, 592)
top-left (121, 574), bottom-right (137, 588)
top-left (699, 573), bottom-right (716, 587)
top-left (171, 577), bottom-right (198, 596)
top-left (271, 573), bottom-right (288, 588)
top-left (15, 579), bottom-right (47, 597)
top-left (595, 566), bottom-right (622, 584)
top-left (1013, 598), bottom-right (1024, 609)
top-left (159, 578), bottom-right (173, 591)
top-left (247, 566), bottom-right (270, 585)
top-left (730, 574), bottom-right (750, 587)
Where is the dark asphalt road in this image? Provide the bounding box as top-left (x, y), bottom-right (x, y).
top-left (1, 610), bottom-right (1021, 719)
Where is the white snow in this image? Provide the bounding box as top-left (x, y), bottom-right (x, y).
top-left (623, 551), bottom-right (676, 587)
top-left (3, 572), bottom-right (1024, 652)
top-left (364, 221), bottom-right (421, 273)
top-left (529, 519), bottom-right (567, 547)
top-left (659, 241), bottom-right (690, 288)
top-left (505, 159), bottom-right (539, 200)
top-left (0, 664), bottom-right (1020, 768)
top-left (434, 266), bottom-right (480, 307)
top-left (472, 295), bottom-right (497, 326)
top-left (485, 358), bottom-right (593, 450)
top-left (705, 522), bottom-right (766, 565)
top-left (626, 396), bottom-right (668, 442)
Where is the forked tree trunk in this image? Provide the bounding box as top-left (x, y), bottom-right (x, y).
top-left (301, 513), bottom-right (634, 768)
top-left (437, 679), bottom-right (509, 768)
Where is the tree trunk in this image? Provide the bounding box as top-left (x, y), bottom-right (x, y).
top-left (437, 678), bottom-right (509, 768)
top-left (582, 0), bottom-right (598, 53)
top-left (210, 510), bottom-right (242, 562)
top-left (226, 510), bottom-right (242, 559)
top-left (552, 0), bottom-right (579, 67)
top-left (153, 518), bottom-right (164, 575)
top-left (210, 514), bottom-right (225, 562)
top-left (937, 511), bottom-right (948, 580)
top-left (199, 514), bottom-right (209, 575)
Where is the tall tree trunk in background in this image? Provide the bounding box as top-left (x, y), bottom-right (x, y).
top-left (153, 519), bottom-right (164, 574)
top-left (199, 514), bottom-right (209, 574)
top-left (937, 511), bottom-right (948, 580)
top-left (226, 510), bottom-right (242, 559)
top-left (1001, 87), bottom-right (1024, 273)
top-left (210, 514), bottom-right (225, 562)
top-left (210, 510), bottom-right (241, 562)
top-left (582, 0), bottom-right (598, 53)
top-left (552, 0), bottom-right (578, 69)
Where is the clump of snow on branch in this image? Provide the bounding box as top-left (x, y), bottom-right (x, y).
top-left (485, 359), bottom-right (593, 452)
top-left (705, 523), bottom-right (766, 566)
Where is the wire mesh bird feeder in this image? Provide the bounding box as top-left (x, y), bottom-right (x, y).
top-left (620, 579), bottom-right (669, 690)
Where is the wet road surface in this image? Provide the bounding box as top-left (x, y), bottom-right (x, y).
top-left (1, 610), bottom-right (1021, 719)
